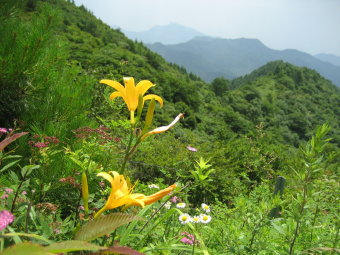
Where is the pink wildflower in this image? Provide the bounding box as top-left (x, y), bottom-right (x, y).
top-left (78, 205), bottom-right (85, 211)
top-left (22, 191), bottom-right (27, 195)
top-left (180, 237), bottom-right (194, 245)
top-left (0, 210), bottom-right (15, 231)
top-left (59, 178), bottom-right (66, 183)
top-left (45, 136), bottom-right (60, 144)
top-left (1, 194), bottom-right (9, 199)
top-left (99, 181), bottom-right (105, 188)
top-left (170, 196), bottom-right (178, 203)
top-left (34, 142), bottom-right (49, 148)
top-left (0, 128), bottom-right (7, 134)
top-left (180, 232), bottom-right (196, 246)
top-left (54, 229), bottom-right (61, 234)
top-left (186, 146), bottom-right (198, 152)
top-left (5, 188), bottom-right (13, 194)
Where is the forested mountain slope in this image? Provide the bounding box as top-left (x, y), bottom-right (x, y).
top-left (2, 0), bottom-right (339, 149)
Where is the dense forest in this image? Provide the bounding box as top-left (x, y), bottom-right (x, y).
top-left (0, 0), bottom-right (339, 254)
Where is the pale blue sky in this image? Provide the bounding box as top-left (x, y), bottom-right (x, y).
top-left (74, 0), bottom-right (340, 56)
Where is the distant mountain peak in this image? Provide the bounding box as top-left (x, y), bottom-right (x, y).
top-left (123, 23), bottom-right (205, 44)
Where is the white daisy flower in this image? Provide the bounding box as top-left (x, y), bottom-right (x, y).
top-left (148, 184), bottom-right (159, 189)
top-left (176, 202), bottom-right (186, 208)
top-left (179, 213), bottom-right (192, 224)
top-left (200, 214), bottom-right (212, 224)
top-left (192, 215), bottom-right (201, 223)
top-left (164, 201), bottom-right (171, 209)
top-left (201, 203), bottom-right (211, 213)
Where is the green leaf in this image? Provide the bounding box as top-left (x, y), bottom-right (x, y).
top-left (0, 159), bottom-right (21, 173)
top-left (2, 232), bottom-right (52, 244)
top-left (74, 213), bottom-right (143, 241)
top-left (271, 222), bottom-right (285, 235)
top-left (46, 240), bottom-right (105, 253)
top-left (119, 205), bottom-right (151, 245)
top-left (1, 242), bottom-right (53, 255)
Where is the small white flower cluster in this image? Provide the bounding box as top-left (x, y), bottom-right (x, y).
top-left (178, 203), bottom-right (212, 224)
top-left (176, 202), bottom-right (186, 208)
top-left (201, 203), bottom-right (210, 213)
top-left (148, 184), bottom-right (159, 189)
top-left (179, 213), bottom-right (212, 224)
top-left (164, 201), bottom-right (171, 209)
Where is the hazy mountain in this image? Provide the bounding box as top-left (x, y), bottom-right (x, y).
top-left (123, 23), bottom-right (205, 44)
top-left (314, 53), bottom-right (340, 67)
top-left (147, 36), bottom-right (340, 86)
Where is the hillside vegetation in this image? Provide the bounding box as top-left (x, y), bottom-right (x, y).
top-left (0, 1), bottom-right (339, 254)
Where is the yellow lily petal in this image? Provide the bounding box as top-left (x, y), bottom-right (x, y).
top-left (100, 79), bottom-right (125, 95)
top-left (136, 80), bottom-right (155, 95)
top-left (109, 91), bottom-right (122, 100)
top-left (100, 77), bottom-right (163, 116)
top-left (124, 77), bottom-right (139, 111)
top-left (141, 113), bottom-right (184, 140)
top-left (127, 184), bottom-right (177, 207)
top-left (142, 184), bottom-right (177, 205)
top-left (143, 94), bottom-right (164, 107)
top-left (97, 172), bottom-right (114, 184)
top-left (95, 171), bottom-right (177, 218)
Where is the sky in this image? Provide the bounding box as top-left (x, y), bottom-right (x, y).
top-left (73, 0), bottom-right (340, 56)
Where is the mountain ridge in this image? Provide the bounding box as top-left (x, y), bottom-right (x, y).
top-left (147, 36), bottom-right (340, 86)
top-left (314, 53), bottom-right (340, 67)
top-left (123, 23), bottom-right (205, 44)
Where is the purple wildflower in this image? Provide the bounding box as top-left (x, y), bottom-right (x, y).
top-left (0, 210), bottom-right (15, 231)
top-left (186, 146), bottom-right (198, 152)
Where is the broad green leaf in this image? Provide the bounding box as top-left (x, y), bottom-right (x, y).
top-left (75, 213), bottom-right (143, 241)
top-left (46, 240), bottom-right (105, 253)
top-left (1, 242), bottom-right (53, 255)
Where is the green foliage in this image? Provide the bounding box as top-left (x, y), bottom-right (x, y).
top-left (0, 1), bottom-right (339, 254)
top-left (211, 77), bottom-right (230, 96)
top-left (75, 213), bottom-right (143, 241)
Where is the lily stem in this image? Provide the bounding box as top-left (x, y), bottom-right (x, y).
top-left (121, 127), bottom-right (135, 174)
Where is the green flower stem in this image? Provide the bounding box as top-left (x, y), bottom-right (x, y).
top-left (120, 127), bottom-right (135, 174)
top-left (10, 170), bottom-right (28, 213)
top-left (93, 206), bottom-right (106, 219)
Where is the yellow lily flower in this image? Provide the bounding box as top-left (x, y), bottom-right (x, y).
top-left (100, 77), bottom-right (163, 123)
top-left (126, 184), bottom-right (177, 207)
top-left (141, 113), bottom-right (184, 141)
top-left (94, 171), bottom-right (176, 218)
